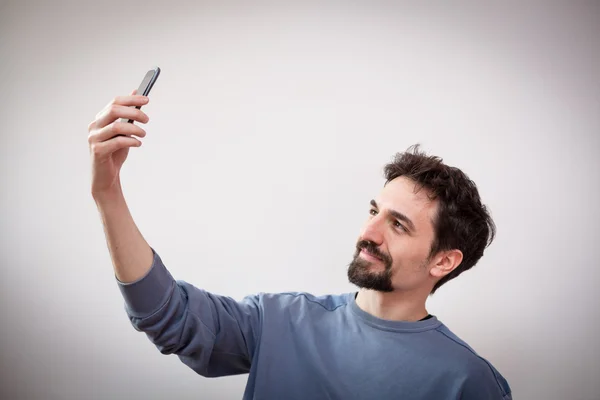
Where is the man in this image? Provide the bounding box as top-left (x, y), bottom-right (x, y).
top-left (88, 92), bottom-right (512, 399)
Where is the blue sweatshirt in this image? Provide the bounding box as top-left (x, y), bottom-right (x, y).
top-left (118, 248), bottom-right (512, 399)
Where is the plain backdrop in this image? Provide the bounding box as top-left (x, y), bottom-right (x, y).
top-left (1, 1), bottom-right (599, 399)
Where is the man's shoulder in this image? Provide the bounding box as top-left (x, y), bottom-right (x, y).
top-left (254, 291), bottom-right (354, 312)
top-left (433, 324), bottom-right (512, 399)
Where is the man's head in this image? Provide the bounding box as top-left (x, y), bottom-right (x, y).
top-left (347, 144), bottom-right (496, 295)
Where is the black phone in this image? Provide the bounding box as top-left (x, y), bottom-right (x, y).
top-left (121, 66), bottom-right (160, 124)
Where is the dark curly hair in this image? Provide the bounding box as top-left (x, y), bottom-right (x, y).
top-left (383, 144), bottom-right (496, 294)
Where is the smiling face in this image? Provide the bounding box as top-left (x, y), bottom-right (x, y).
top-left (347, 176), bottom-right (442, 293)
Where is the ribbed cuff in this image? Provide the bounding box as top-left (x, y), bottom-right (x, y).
top-left (116, 247), bottom-right (175, 318)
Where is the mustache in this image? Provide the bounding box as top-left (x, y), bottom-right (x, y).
top-left (356, 240), bottom-right (389, 263)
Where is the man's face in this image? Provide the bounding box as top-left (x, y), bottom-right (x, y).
top-left (347, 176), bottom-right (439, 293)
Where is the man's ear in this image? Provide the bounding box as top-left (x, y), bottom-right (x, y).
top-left (430, 249), bottom-right (463, 279)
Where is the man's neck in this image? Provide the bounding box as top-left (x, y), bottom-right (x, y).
top-left (355, 288), bottom-right (429, 322)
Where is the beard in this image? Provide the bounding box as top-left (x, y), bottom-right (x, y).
top-left (347, 240), bottom-right (394, 292)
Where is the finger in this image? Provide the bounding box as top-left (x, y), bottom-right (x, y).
top-left (91, 121), bottom-right (147, 143)
top-left (94, 104), bottom-right (150, 129)
top-left (91, 135), bottom-right (142, 160)
top-left (89, 89), bottom-right (148, 131)
top-left (110, 93), bottom-right (148, 107)
top-left (118, 89), bottom-right (145, 124)
top-left (95, 93), bottom-right (148, 118)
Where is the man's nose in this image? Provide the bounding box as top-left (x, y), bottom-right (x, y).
top-left (360, 216), bottom-right (384, 246)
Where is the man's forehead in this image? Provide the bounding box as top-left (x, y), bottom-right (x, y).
top-left (378, 177), bottom-right (437, 218)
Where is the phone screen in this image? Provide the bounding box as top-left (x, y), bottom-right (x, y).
top-left (137, 70), bottom-right (156, 96)
top-left (121, 67), bottom-right (160, 124)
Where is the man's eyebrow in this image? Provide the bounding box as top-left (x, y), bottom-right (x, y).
top-left (370, 199), bottom-right (416, 232)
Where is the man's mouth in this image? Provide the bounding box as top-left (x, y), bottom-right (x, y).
top-left (360, 248), bottom-right (382, 262)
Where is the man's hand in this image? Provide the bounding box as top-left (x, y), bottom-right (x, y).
top-left (88, 90), bottom-right (150, 197)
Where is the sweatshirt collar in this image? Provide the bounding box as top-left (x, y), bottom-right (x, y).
top-left (348, 292), bottom-right (442, 333)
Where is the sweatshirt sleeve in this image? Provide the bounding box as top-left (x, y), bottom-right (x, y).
top-left (458, 360), bottom-right (512, 400)
top-left (116, 247), bottom-right (262, 377)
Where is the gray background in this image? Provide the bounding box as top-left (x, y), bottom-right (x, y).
top-left (1, 1), bottom-right (599, 399)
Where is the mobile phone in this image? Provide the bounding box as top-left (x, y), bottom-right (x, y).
top-left (121, 66), bottom-right (160, 124)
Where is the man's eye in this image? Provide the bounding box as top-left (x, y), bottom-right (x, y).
top-left (369, 209), bottom-right (377, 216)
top-left (394, 221), bottom-right (407, 232)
